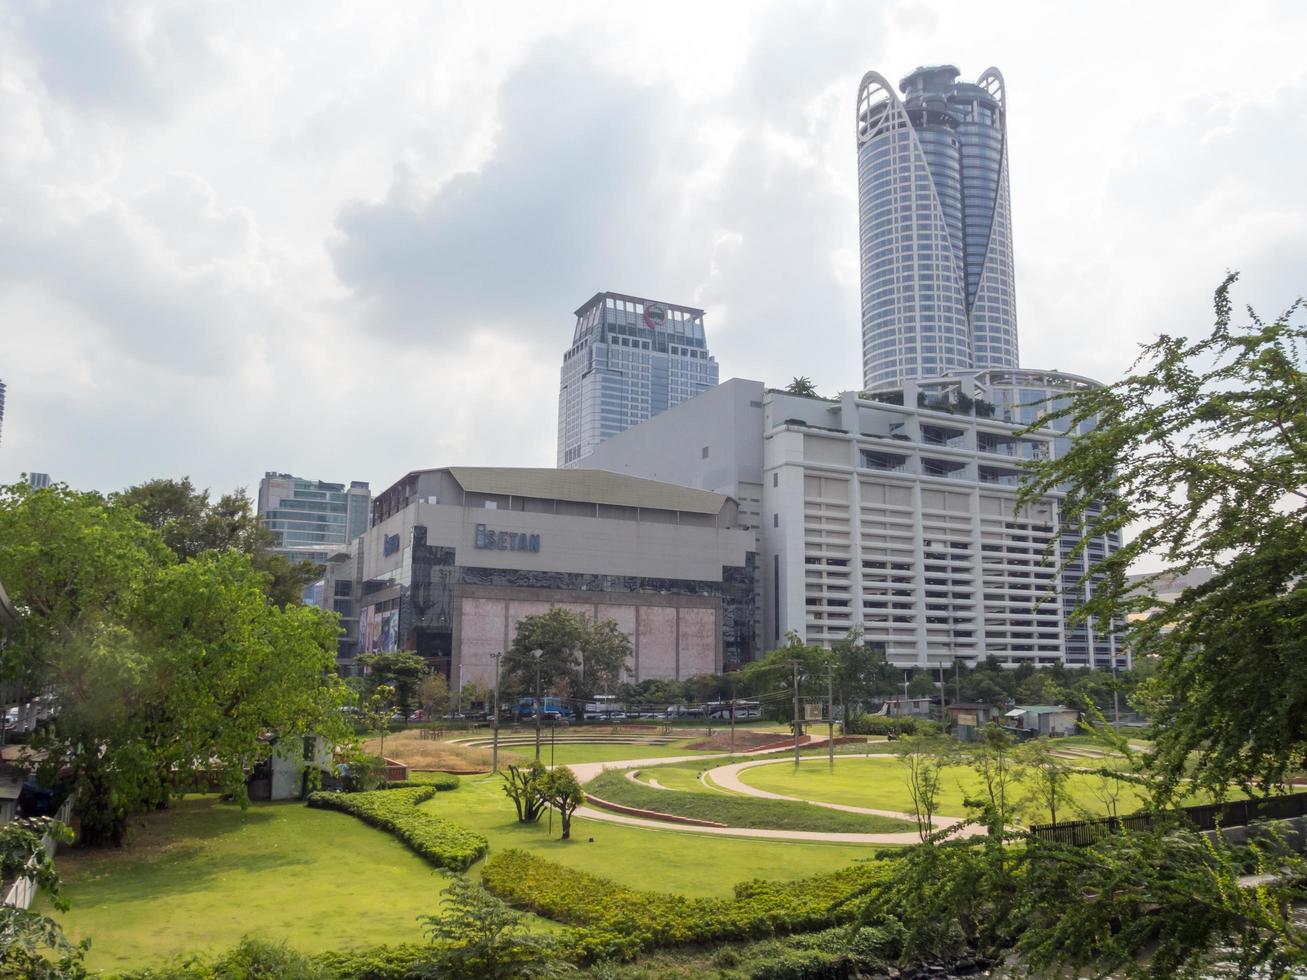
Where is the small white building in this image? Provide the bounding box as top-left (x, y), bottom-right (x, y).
top-left (1004, 705), bottom-right (1079, 737)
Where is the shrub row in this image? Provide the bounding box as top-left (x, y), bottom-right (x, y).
top-left (845, 714), bottom-right (943, 737)
top-left (306, 786), bottom-right (487, 871)
top-left (376, 771), bottom-right (460, 791)
top-left (479, 848), bottom-right (891, 952)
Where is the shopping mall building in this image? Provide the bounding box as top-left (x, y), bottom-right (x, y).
top-left (313, 467), bottom-right (757, 688)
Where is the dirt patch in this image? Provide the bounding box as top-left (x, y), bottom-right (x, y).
top-left (364, 730), bottom-right (499, 770)
top-left (684, 731), bottom-right (784, 752)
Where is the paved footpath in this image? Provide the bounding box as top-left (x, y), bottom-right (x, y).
top-left (565, 743), bottom-right (982, 844)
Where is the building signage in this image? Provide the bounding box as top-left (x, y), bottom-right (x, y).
top-left (643, 301), bottom-right (667, 331)
top-left (475, 523), bottom-right (540, 553)
top-left (383, 533), bottom-right (401, 557)
top-left (955, 712), bottom-right (978, 728)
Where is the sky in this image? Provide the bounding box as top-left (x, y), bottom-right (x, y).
top-left (1, 0), bottom-right (1304, 499)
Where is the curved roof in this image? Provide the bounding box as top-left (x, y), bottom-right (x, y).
top-left (445, 467), bottom-right (730, 516)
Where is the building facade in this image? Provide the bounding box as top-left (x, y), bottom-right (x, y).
top-left (313, 467), bottom-right (757, 689)
top-left (257, 472), bottom-right (371, 564)
top-left (558, 292), bottom-right (719, 467)
top-left (856, 65), bottom-right (1018, 390)
top-left (0, 379), bottom-right (5, 448)
top-left (584, 375), bottom-right (1126, 672)
top-left (26, 473), bottom-right (50, 490)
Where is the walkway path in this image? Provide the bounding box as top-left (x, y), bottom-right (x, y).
top-left (565, 742), bottom-right (981, 844)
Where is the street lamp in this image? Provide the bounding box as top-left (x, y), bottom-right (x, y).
top-left (530, 648), bottom-right (544, 761)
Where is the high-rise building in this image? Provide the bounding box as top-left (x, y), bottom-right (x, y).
top-left (558, 291), bottom-right (719, 467)
top-left (26, 473), bottom-right (51, 489)
top-left (257, 473), bottom-right (371, 564)
top-left (856, 65), bottom-right (1018, 390)
top-left (0, 378), bottom-right (6, 448)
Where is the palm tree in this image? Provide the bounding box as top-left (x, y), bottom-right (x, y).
top-left (785, 376), bottom-right (818, 397)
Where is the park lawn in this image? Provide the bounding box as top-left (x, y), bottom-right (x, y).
top-left (733, 756), bottom-right (1246, 822)
top-left (49, 797), bottom-right (449, 972)
top-left (498, 739), bottom-right (714, 766)
top-left (631, 764), bottom-right (723, 793)
top-left (421, 775), bottom-right (884, 898)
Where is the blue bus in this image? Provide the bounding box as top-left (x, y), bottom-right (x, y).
top-left (510, 696), bottom-right (573, 721)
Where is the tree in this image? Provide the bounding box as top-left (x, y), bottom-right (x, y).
top-left (501, 761), bottom-right (547, 823)
top-left (358, 650), bottom-right (428, 720)
top-left (1015, 671), bottom-right (1065, 706)
top-left (362, 684), bottom-right (396, 759)
top-left (458, 679), bottom-right (491, 716)
top-left (906, 672), bottom-right (937, 700)
top-left (112, 477), bottom-right (317, 608)
top-left (538, 766), bottom-right (585, 840)
top-left (967, 724), bottom-right (1020, 836)
top-left (741, 632), bottom-right (828, 728)
top-left (502, 608), bottom-right (632, 702)
top-left (419, 673), bottom-right (451, 719)
top-left (1018, 740), bottom-right (1071, 827)
top-left (830, 630), bottom-right (900, 719)
top-left (0, 817), bottom-right (87, 978)
top-left (1017, 274), bottom-right (1307, 798)
top-left (785, 376), bottom-right (819, 397)
top-left (419, 878), bottom-right (570, 979)
top-left (0, 484), bottom-right (351, 845)
top-left (899, 737), bottom-right (947, 840)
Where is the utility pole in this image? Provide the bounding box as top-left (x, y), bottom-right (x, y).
top-left (955, 659), bottom-right (961, 706)
top-left (729, 678), bottom-right (736, 756)
top-left (825, 661), bottom-right (835, 773)
top-left (531, 648), bottom-right (544, 762)
top-left (790, 659), bottom-right (803, 770)
top-left (490, 651), bottom-right (502, 773)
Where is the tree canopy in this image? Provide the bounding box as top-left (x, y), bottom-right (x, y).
top-left (501, 607), bottom-right (632, 701)
top-left (0, 482), bottom-right (350, 845)
top-left (1018, 274), bottom-right (1307, 796)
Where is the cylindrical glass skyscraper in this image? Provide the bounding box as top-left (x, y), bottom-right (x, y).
top-left (856, 65), bottom-right (1019, 390)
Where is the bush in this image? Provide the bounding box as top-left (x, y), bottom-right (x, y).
top-left (378, 771), bottom-right (459, 791)
top-left (479, 849), bottom-right (890, 954)
top-left (119, 937), bottom-right (336, 979)
top-left (845, 714), bottom-right (942, 737)
top-left (305, 786), bottom-right (487, 871)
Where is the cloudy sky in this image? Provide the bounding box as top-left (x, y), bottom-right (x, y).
top-left (1, 0), bottom-right (1304, 498)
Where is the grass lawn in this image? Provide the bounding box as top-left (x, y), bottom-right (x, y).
top-left (422, 776), bottom-right (884, 898)
top-left (732, 756), bottom-right (1244, 822)
top-left (586, 768), bottom-right (915, 833)
top-left (631, 764), bottom-right (723, 793)
top-left (499, 739), bottom-right (715, 766)
top-left (50, 797), bottom-right (449, 972)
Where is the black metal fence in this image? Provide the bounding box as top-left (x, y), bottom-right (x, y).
top-left (1028, 790), bottom-right (1307, 846)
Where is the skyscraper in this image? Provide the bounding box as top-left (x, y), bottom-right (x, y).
top-left (0, 378), bottom-right (6, 448)
top-left (558, 292), bottom-right (719, 467)
top-left (856, 65), bottom-right (1018, 390)
top-left (257, 473), bottom-right (371, 564)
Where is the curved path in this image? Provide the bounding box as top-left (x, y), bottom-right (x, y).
top-left (564, 743), bottom-right (976, 844)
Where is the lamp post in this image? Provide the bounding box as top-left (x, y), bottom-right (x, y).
top-left (490, 651), bottom-right (502, 773)
top-left (790, 659), bottom-right (804, 770)
top-left (531, 648), bottom-right (544, 761)
top-left (825, 660), bottom-right (835, 773)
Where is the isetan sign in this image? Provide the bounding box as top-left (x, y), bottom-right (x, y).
top-left (474, 524), bottom-right (541, 553)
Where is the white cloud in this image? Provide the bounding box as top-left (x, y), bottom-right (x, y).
top-left (0, 0), bottom-right (1302, 499)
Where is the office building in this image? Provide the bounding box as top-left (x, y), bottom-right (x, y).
top-left (856, 65), bottom-right (1018, 390)
top-left (312, 466), bottom-right (756, 685)
top-left (584, 375), bottom-right (1127, 672)
top-left (558, 292), bottom-right (719, 467)
top-left (0, 378), bottom-right (5, 448)
top-left (26, 473), bottom-right (50, 490)
top-left (257, 473), bottom-right (371, 564)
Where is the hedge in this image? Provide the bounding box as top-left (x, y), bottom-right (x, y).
top-left (845, 714), bottom-right (943, 737)
top-left (377, 771), bottom-right (459, 791)
top-left (479, 849), bottom-right (891, 952)
top-left (306, 787), bottom-right (487, 871)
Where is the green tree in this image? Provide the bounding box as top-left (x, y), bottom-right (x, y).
top-left (0, 484), bottom-right (350, 845)
top-left (829, 629), bottom-right (899, 719)
top-left (113, 477), bottom-right (316, 608)
top-left (0, 817), bottom-right (87, 978)
top-left (420, 878), bottom-right (570, 979)
top-left (1015, 670), bottom-right (1065, 706)
top-left (1018, 740), bottom-right (1071, 827)
top-left (741, 632), bottom-right (828, 729)
top-left (1017, 274), bottom-right (1307, 797)
top-left (538, 766), bottom-right (585, 840)
top-left (785, 376), bottom-right (819, 397)
top-left (906, 671), bottom-right (937, 700)
top-left (899, 737), bottom-right (947, 840)
top-left (501, 761), bottom-right (547, 823)
top-left (419, 672), bottom-right (451, 719)
top-left (358, 650), bottom-right (428, 720)
top-left (502, 608), bottom-right (631, 702)
top-left (966, 723), bottom-right (1021, 836)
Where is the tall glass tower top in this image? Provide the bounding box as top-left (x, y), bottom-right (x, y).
top-left (856, 65), bottom-right (1019, 390)
top-left (558, 292), bottom-right (719, 467)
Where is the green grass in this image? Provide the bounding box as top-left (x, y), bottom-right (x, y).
top-left (631, 764), bottom-right (722, 793)
top-left (584, 768), bottom-right (915, 833)
top-left (499, 739), bottom-right (713, 766)
top-left (733, 756), bottom-right (1244, 822)
top-left (421, 776), bottom-right (884, 898)
top-left (49, 797), bottom-right (448, 972)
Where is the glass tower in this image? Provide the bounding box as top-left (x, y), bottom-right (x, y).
top-left (856, 65), bottom-right (1018, 390)
top-left (558, 292), bottom-right (719, 467)
top-left (257, 473), bottom-right (372, 564)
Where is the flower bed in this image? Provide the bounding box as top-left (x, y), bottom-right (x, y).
top-left (306, 786), bottom-right (487, 871)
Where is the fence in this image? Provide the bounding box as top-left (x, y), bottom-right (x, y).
top-left (1, 795), bottom-right (74, 909)
top-left (1028, 791), bottom-right (1307, 847)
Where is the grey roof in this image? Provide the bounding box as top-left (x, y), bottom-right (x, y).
top-left (445, 467), bottom-right (730, 516)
